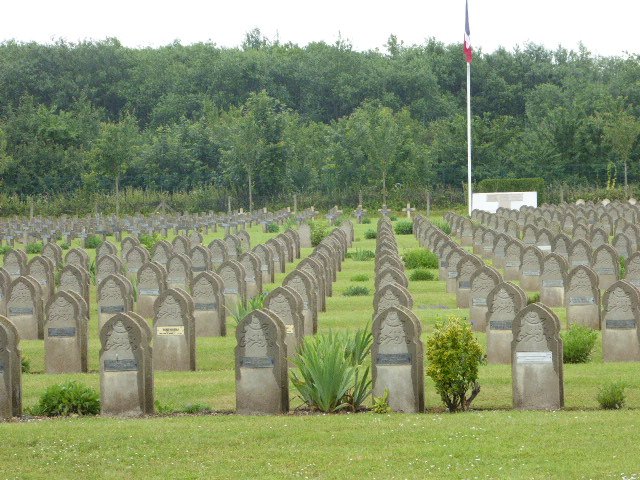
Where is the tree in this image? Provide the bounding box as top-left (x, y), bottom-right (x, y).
top-left (89, 114), bottom-right (139, 216)
top-left (602, 109), bottom-right (640, 192)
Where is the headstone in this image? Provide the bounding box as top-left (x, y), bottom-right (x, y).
top-left (235, 309), bottom-right (288, 414)
top-left (208, 239), bottom-right (229, 270)
top-left (253, 244), bottom-right (275, 284)
top-left (166, 254), bottom-right (193, 292)
top-left (3, 249), bottom-right (26, 280)
top-left (218, 260), bottom-right (247, 312)
top-left (282, 269), bottom-right (318, 336)
top-left (7, 276), bottom-right (44, 340)
top-left (192, 271), bottom-right (226, 337)
top-left (190, 245), bottom-right (212, 273)
top-left (519, 246), bottom-right (544, 292)
top-left (469, 266), bottom-right (502, 332)
top-left (136, 262), bottom-right (167, 319)
top-left (456, 255), bottom-right (484, 308)
top-left (264, 286), bottom-right (304, 365)
top-left (373, 283), bottom-right (413, 318)
top-left (371, 306), bottom-right (424, 413)
top-left (486, 282), bottom-right (527, 364)
top-left (511, 303), bottom-right (564, 410)
top-left (540, 253), bottom-right (568, 308)
top-left (98, 274), bottom-right (134, 329)
top-left (298, 224), bottom-right (312, 248)
top-left (153, 288), bottom-right (196, 371)
top-left (44, 291), bottom-right (88, 373)
top-left (239, 252), bottom-right (263, 300)
top-left (0, 316), bottom-right (21, 420)
top-left (65, 248), bottom-right (90, 271)
top-left (601, 281), bottom-right (640, 362)
top-left (100, 313), bottom-right (153, 416)
top-left (565, 265), bottom-right (601, 330)
top-left (591, 244), bottom-right (619, 292)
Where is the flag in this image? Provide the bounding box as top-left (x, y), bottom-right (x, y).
top-left (464, 0), bottom-right (472, 63)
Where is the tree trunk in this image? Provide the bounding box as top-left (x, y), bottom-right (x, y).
top-left (248, 171), bottom-right (253, 213)
top-left (115, 173), bottom-right (120, 217)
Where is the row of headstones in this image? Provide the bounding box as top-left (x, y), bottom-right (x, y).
top-left (0, 206), bottom-right (316, 247)
top-left (209, 221), bottom-right (356, 415)
top-left (0, 221), bottom-right (354, 418)
top-left (415, 215), bottom-right (640, 362)
top-left (472, 199), bottom-right (640, 233)
top-left (371, 218), bottom-right (424, 412)
top-left (412, 217), bottom-right (564, 409)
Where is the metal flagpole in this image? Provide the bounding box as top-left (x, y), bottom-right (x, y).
top-left (466, 61), bottom-right (472, 216)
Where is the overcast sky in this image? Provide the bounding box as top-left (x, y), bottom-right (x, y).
top-left (0, 0), bottom-right (636, 57)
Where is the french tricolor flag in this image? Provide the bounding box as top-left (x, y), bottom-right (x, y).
top-left (464, 0), bottom-right (472, 63)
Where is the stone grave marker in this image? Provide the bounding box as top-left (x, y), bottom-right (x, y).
top-left (540, 253), bottom-right (568, 308)
top-left (511, 303), bottom-right (564, 410)
top-left (469, 265), bottom-right (502, 332)
top-left (264, 286), bottom-right (304, 364)
top-left (601, 281), bottom-right (640, 362)
top-left (504, 239), bottom-right (524, 282)
top-left (486, 282), bottom-right (527, 364)
top-left (65, 248), bottom-right (90, 271)
top-left (208, 239), bottom-right (229, 270)
top-left (252, 244), bottom-right (275, 284)
top-left (235, 309), bottom-right (288, 414)
top-left (192, 271), bottom-right (226, 337)
top-left (190, 245), bottom-right (212, 273)
top-left (239, 252), bottom-right (263, 300)
top-left (566, 265), bottom-right (601, 329)
top-left (7, 276), bottom-right (44, 340)
top-left (100, 313), bottom-right (153, 416)
top-left (98, 274), bottom-right (134, 329)
top-left (218, 260), bottom-right (247, 311)
top-left (283, 269), bottom-right (318, 336)
top-left (456, 255), bottom-right (484, 308)
top-left (3, 249), bottom-right (26, 280)
top-left (519, 246), bottom-right (544, 292)
top-left (45, 290), bottom-right (87, 373)
top-left (592, 244), bottom-right (619, 292)
top-left (153, 288), bottom-right (196, 371)
top-left (166, 254), bottom-right (193, 293)
top-left (136, 262), bottom-right (167, 319)
top-left (0, 316), bottom-right (21, 420)
top-left (372, 305), bottom-right (424, 413)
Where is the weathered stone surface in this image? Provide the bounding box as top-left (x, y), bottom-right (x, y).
top-left (372, 306), bottom-right (424, 413)
top-left (282, 269), bottom-right (318, 336)
top-left (0, 315), bottom-right (21, 420)
top-left (7, 276), bottom-right (44, 340)
top-left (192, 271), bottom-right (226, 337)
top-left (45, 291), bottom-right (88, 373)
top-left (511, 303), bottom-right (564, 410)
top-left (469, 266), bottom-right (502, 332)
top-left (264, 286), bottom-right (304, 365)
top-left (592, 244), bottom-right (619, 292)
top-left (540, 253), bottom-right (567, 308)
top-left (486, 282), bottom-right (527, 364)
top-left (98, 274), bottom-right (134, 329)
top-left (235, 309), bottom-right (288, 414)
top-left (153, 288), bottom-right (196, 371)
top-left (565, 265), bottom-right (601, 329)
top-left (601, 281), bottom-right (640, 362)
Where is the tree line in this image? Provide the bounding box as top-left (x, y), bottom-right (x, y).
top-left (0, 31), bottom-right (639, 210)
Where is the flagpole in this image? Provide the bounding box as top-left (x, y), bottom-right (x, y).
top-left (466, 61), bottom-right (472, 216)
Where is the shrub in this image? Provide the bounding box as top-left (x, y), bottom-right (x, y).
top-left (432, 219), bottom-right (452, 235)
top-left (527, 293), bottom-right (540, 305)
top-left (59, 241), bottom-right (71, 250)
top-left (389, 215), bottom-right (398, 221)
top-left (346, 249), bottom-right (375, 261)
top-left (310, 221), bottom-right (329, 247)
top-left (139, 233), bottom-right (161, 252)
top-left (562, 324), bottom-right (597, 363)
top-left (0, 245), bottom-right (11, 255)
top-left (361, 217), bottom-right (372, 224)
top-left (32, 381), bottom-right (100, 417)
top-left (227, 293), bottom-right (267, 326)
top-left (409, 269), bottom-right (435, 281)
top-left (372, 388), bottom-right (393, 414)
top-left (155, 400), bottom-right (177, 415)
top-left (84, 234), bottom-right (103, 249)
top-left (26, 242), bottom-right (43, 254)
top-left (403, 249), bottom-right (438, 269)
top-left (350, 274), bottom-right (369, 282)
top-left (394, 220), bottom-right (414, 235)
top-left (343, 286), bottom-right (370, 296)
top-left (265, 222), bottom-right (280, 233)
top-left (426, 316), bottom-right (485, 412)
top-left (364, 229), bottom-right (377, 239)
top-left (597, 382), bottom-right (626, 410)
top-left (21, 356), bottom-right (31, 373)
top-left (291, 328), bottom-right (372, 412)
top-left (182, 403), bottom-right (212, 414)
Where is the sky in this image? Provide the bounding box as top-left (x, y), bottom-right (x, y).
top-left (0, 0), bottom-right (637, 57)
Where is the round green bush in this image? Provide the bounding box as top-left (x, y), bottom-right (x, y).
top-left (409, 269), bottom-right (435, 281)
top-left (26, 242), bottom-right (43, 254)
top-left (343, 285), bottom-right (370, 296)
top-left (561, 324), bottom-right (597, 363)
top-left (597, 381), bottom-right (626, 409)
top-left (265, 222), bottom-right (280, 233)
top-left (402, 249), bottom-right (438, 269)
top-left (32, 381), bottom-right (100, 417)
top-left (364, 229), bottom-right (377, 240)
top-left (84, 234), bottom-right (103, 249)
top-left (350, 274), bottom-right (369, 282)
top-left (394, 220), bottom-right (413, 235)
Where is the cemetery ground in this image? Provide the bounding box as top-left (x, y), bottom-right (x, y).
top-left (1, 214), bottom-right (640, 479)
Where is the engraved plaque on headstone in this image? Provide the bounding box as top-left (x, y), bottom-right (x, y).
top-left (606, 319), bottom-right (636, 329)
top-left (490, 320), bottom-right (512, 330)
top-left (516, 351), bottom-right (553, 364)
top-left (542, 280), bottom-right (564, 288)
top-left (376, 353), bottom-right (412, 365)
top-left (240, 356), bottom-right (275, 368)
top-left (48, 327), bottom-right (76, 337)
top-left (104, 359), bottom-right (139, 372)
top-left (569, 296), bottom-right (596, 305)
top-left (156, 326), bottom-right (185, 336)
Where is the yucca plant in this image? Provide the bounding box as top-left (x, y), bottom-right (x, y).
top-left (291, 327), bottom-right (372, 413)
top-left (227, 293), bottom-right (267, 326)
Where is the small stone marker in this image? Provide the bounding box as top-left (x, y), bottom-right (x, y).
top-left (153, 288), bottom-right (196, 371)
top-left (45, 291), bottom-right (88, 373)
top-left (7, 276), bottom-right (44, 340)
top-left (235, 309), bottom-right (288, 414)
top-left (192, 271), bottom-right (226, 337)
top-left (565, 265), bottom-right (601, 330)
top-left (486, 282), bottom-right (527, 364)
top-left (511, 303), bottom-right (564, 410)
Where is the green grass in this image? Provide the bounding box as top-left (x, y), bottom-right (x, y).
top-left (2, 214), bottom-right (640, 478)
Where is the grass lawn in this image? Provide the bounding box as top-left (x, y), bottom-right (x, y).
top-left (1, 212), bottom-right (640, 479)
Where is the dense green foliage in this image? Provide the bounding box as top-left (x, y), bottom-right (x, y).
top-left (409, 268), bottom-right (436, 281)
top-left (350, 274), bottom-right (369, 282)
top-left (364, 229), bottom-right (377, 239)
top-left (345, 249), bottom-right (375, 261)
top-left (403, 249), bottom-right (439, 269)
top-left (394, 220), bottom-right (413, 235)
top-left (31, 381), bottom-right (100, 416)
top-left (0, 37), bottom-right (639, 211)
top-left (477, 178), bottom-right (545, 195)
top-left (562, 324), bottom-right (598, 363)
top-left (342, 285), bottom-right (370, 297)
top-left (597, 382), bottom-right (626, 410)
top-left (291, 328), bottom-right (372, 412)
top-left (426, 316), bottom-right (485, 412)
